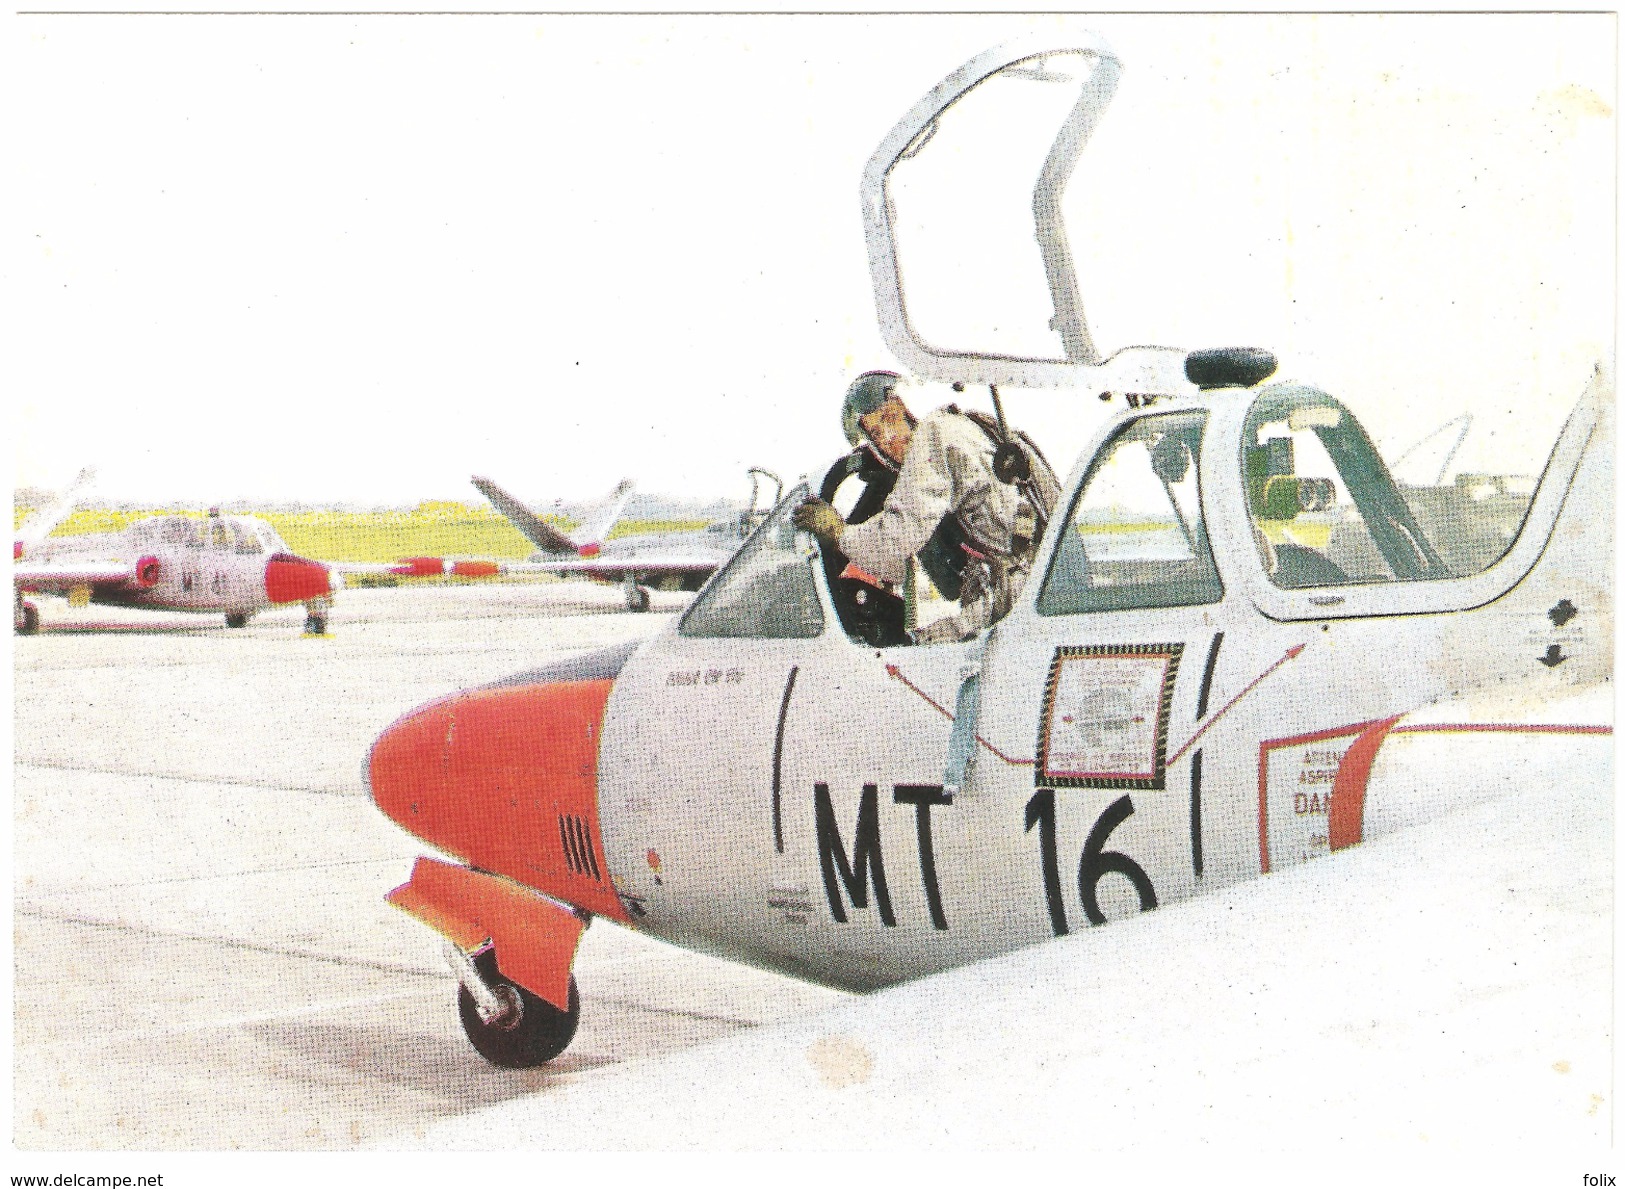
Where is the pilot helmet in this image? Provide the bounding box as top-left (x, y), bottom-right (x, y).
top-left (841, 370), bottom-right (904, 448)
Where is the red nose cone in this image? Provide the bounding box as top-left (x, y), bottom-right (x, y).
top-left (264, 554), bottom-right (333, 604)
top-left (367, 680), bottom-right (627, 921)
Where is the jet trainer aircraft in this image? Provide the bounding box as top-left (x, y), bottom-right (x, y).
top-left (15, 499), bottom-right (339, 635)
top-left (363, 35), bottom-right (1612, 1070)
top-left (459, 470), bottom-right (782, 611)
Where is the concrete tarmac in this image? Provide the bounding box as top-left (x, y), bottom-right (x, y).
top-left (14, 583), bottom-right (844, 1151)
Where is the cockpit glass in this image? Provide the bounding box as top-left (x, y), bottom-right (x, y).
top-left (158, 516), bottom-right (202, 547)
top-left (886, 50), bottom-right (1104, 363)
top-left (1038, 411), bottom-right (1223, 615)
top-left (1243, 390), bottom-right (1478, 588)
top-left (257, 523), bottom-right (288, 554)
top-left (680, 484), bottom-right (825, 640)
top-left (230, 520), bottom-right (262, 554)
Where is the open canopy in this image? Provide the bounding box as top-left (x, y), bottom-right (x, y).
top-left (861, 35), bottom-right (1190, 396)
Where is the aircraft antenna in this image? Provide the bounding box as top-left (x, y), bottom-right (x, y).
top-left (1392, 413), bottom-right (1472, 486)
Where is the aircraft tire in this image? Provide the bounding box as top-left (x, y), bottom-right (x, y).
top-left (304, 615), bottom-right (327, 635)
top-left (16, 604), bottom-right (40, 635)
top-left (457, 968), bottom-right (580, 1069)
top-left (225, 612), bottom-right (250, 629)
top-left (626, 587), bottom-right (651, 613)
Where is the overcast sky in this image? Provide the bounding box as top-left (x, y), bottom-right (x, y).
top-left (10, 13), bottom-right (1613, 508)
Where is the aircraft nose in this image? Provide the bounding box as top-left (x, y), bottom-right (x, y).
top-left (366, 679), bottom-right (627, 920)
top-left (264, 554), bottom-right (333, 604)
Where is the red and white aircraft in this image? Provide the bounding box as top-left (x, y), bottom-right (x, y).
top-left (363, 35), bottom-right (1612, 1070)
top-left (395, 471), bottom-right (782, 611)
top-left (14, 496), bottom-right (339, 635)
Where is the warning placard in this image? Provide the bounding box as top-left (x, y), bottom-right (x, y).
top-left (1038, 644), bottom-right (1182, 789)
top-left (1256, 728), bottom-right (1366, 872)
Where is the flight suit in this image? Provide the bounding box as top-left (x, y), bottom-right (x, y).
top-left (840, 408), bottom-right (1061, 644)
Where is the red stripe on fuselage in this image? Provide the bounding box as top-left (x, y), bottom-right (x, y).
top-left (1391, 722), bottom-right (1612, 736)
top-left (1325, 716), bottom-right (1404, 853)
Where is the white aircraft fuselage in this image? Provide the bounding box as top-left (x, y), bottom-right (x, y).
top-left (369, 371), bottom-right (1612, 994)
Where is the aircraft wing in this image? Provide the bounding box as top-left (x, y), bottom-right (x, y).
top-left (315, 556), bottom-right (719, 582)
top-left (498, 555), bottom-right (721, 579)
top-left (396, 769), bottom-right (1608, 1152)
top-left (14, 558), bottom-right (157, 593)
top-left (471, 476), bottom-right (579, 555)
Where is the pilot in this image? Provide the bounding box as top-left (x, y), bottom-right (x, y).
top-left (792, 370), bottom-right (1060, 644)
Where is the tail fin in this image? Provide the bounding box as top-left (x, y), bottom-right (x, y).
top-left (471, 476), bottom-right (578, 555)
top-left (14, 467), bottom-right (95, 557)
top-left (572, 479), bottom-right (635, 552)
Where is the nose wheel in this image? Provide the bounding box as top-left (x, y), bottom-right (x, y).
top-left (303, 596), bottom-right (332, 636)
top-left (452, 947), bottom-right (580, 1068)
top-left (15, 600), bottom-right (40, 635)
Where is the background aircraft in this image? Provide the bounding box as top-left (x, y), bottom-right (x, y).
top-left (472, 476), bottom-right (636, 562)
top-left (15, 494), bottom-right (339, 635)
top-left (360, 33), bottom-right (1612, 1090)
top-left (461, 469), bottom-right (783, 611)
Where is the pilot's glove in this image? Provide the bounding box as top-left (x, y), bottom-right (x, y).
top-left (792, 497), bottom-right (845, 546)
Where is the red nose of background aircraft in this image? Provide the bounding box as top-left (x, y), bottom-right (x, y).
top-left (264, 553), bottom-right (336, 605)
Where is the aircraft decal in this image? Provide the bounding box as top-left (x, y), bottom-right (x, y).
top-left (812, 782), bottom-right (957, 930)
top-left (1025, 790), bottom-right (1158, 935)
top-left (814, 783), bottom-right (895, 927)
top-left (1523, 597), bottom-right (1588, 668)
top-left (771, 666), bottom-right (800, 853)
top-left (1037, 644), bottom-right (1184, 790)
top-left (1189, 750), bottom-right (1205, 879)
top-left (666, 668), bottom-right (746, 687)
top-left (894, 785), bottom-right (953, 931)
top-left (765, 883), bottom-right (815, 926)
top-left (1194, 632), bottom-right (1224, 720)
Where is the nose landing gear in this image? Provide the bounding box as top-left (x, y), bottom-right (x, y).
top-left (15, 598), bottom-right (40, 636)
top-left (303, 596), bottom-right (332, 637)
top-left (447, 944), bottom-right (580, 1068)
